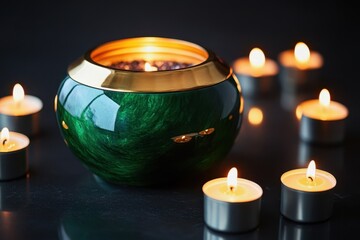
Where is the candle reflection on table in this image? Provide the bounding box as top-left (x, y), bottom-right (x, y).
top-left (203, 225), bottom-right (259, 240)
top-left (278, 216), bottom-right (330, 240)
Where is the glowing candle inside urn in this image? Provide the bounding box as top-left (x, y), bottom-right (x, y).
top-left (110, 59), bottom-right (192, 71)
top-left (280, 160), bottom-right (336, 223)
top-left (203, 167), bottom-right (263, 232)
top-left (0, 83), bottom-right (43, 136)
top-left (0, 127), bottom-right (30, 180)
top-left (233, 47), bottom-right (278, 97)
top-left (297, 88), bottom-right (348, 144)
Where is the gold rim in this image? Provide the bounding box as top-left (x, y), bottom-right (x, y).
top-left (67, 37), bottom-right (232, 92)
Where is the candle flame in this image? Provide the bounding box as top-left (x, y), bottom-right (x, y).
top-left (13, 83), bottom-right (25, 104)
top-left (306, 160), bottom-right (316, 182)
top-left (144, 62), bottom-right (158, 72)
top-left (319, 88), bottom-right (331, 107)
top-left (227, 167), bottom-right (238, 191)
top-left (294, 42), bottom-right (310, 64)
top-left (249, 48), bottom-right (265, 68)
top-left (0, 127), bottom-right (10, 146)
top-left (248, 107), bottom-right (263, 125)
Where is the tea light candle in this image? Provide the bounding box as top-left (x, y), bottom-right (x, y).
top-left (233, 48), bottom-right (278, 97)
top-left (0, 127), bottom-right (30, 181)
top-left (298, 88), bottom-right (348, 144)
top-left (203, 167), bottom-right (263, 232)
top-left (0, 83), bottom-right (43, 136)
top-left (280, 160), bottom-right (337, 223)
top-left (278, 42), bottom-right (323, 92)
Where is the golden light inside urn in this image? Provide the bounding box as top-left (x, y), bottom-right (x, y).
top-left (90, 37), bottom-right (208, 70)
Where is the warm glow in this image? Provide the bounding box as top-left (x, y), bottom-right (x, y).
top-left (144, 62), bottom-right (158, 72)
top-left (319, 88), bottom-right (331, 107)
top-left (295, 105), bottom-right (302, 120)
top-left (294, 42), bottom-right (310, 64)
top-left (13, 83), bottom-right (25, 104)
top-left (1, 127), bottom-right (10, 146)
top-left (306, 160), bottom-right (316, 181)
top-left (249, 48), bottom-right (265, 68)
top-left (143, 46), bottom-right (157, 53)
top-left (227, 167), bottom-right (238, 191)
top-left (248, 107), bottom-right (263, 125)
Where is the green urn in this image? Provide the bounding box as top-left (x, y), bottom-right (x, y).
top-left (55, 37), bottom-right (243, 186)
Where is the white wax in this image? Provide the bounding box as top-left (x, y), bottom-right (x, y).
top-left (202, 177), bottom-right (263, 203)
top-left (299, 99), bottom-right (348, 121)
top-left (232, 58), bottom-right (278, 77)
top-left (278, 50), bottom-right (323, 69)
top-left (0, 131), bottom-right (30, 152)
top-left (281, 168), bottom-right (336, 192)
top-left (0, 95), bottom-right (43, 116)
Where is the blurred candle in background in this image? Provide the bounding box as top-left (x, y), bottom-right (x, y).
top-left (297, 88), bottom-right (348, 144)
top-left (233, 47), bottom-right (278, 98)
top-left (0, 83), bottom-right (43, 136)
top-left (278, 42), bottom-right (323, 93)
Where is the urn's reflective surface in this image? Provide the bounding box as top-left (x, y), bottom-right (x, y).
top-left (55, 37), bottom-right (243, 186)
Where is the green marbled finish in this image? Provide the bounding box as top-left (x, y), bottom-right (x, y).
top-left (56, 76), bottom-right (242, 186)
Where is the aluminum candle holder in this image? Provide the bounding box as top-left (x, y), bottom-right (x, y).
top-left (55, 37), bottom-right (243, 186)
top-left (202, 168), bottom-right (262, 233)
top-left (203, 194), bottom-right (261, 232)
top-left (300, 115), bottom-right (346, 144)
top-left (298, 89), bottom-right (348, 145)
top-left (280, 167), bottom-right (336, 223)
top-left (0, 87), bottom-right (43, 137)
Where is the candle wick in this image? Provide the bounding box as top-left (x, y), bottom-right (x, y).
top-left (2, 139), bottom-right (7, 146)
top-left (230, 186), bottom-right (234, 192)
top-left (308, 176), bottom-right (313, 182)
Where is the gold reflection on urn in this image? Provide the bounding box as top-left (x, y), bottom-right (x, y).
top-left (199, 128), bottom-right (215, 136)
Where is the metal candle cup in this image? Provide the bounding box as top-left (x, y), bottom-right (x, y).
top-left (280, 166), bottom-right (336, 223)
top-left (203, 170), bottom-right (263, 233)
top-left (233, 48), bottom-right (278, 98)
top-left (298, 89), bottom-right (348, 144)
top-left (0, 129), bottom-right (30, 181)
top-left (0, 84), bottom-right (43, 136)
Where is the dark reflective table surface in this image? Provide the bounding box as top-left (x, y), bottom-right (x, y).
top-left (0, 1), bottom-right (359, 239)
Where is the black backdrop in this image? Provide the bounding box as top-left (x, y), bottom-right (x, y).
top-left (1, 1), bottom-right (358, 127)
